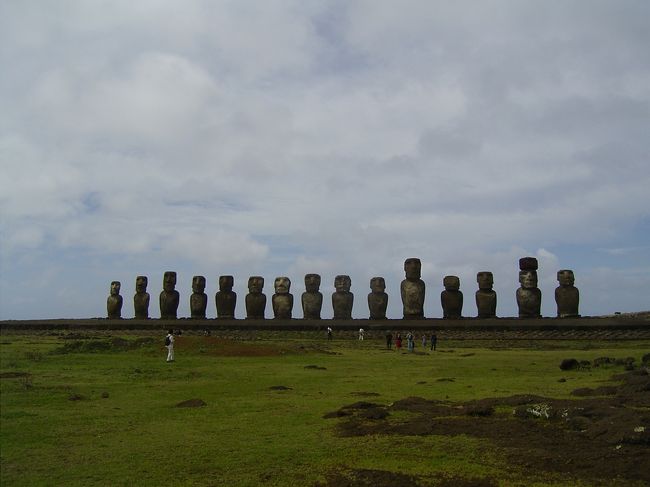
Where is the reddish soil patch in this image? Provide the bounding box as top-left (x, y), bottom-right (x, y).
top-left (175, 399), bottom-right (206, 408)
top-left (175, 337), bottom-right (334, 357)
top-left (314, 469), bottom-right (497, 487)
top-left (325, 369), bottom-right (650, 485)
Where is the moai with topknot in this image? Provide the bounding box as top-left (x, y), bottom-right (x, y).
top-left (516, 257), bottom-right (541, 318)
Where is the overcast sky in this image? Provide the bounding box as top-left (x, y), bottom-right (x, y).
top-left (1, 1), bottom-right (649, 320)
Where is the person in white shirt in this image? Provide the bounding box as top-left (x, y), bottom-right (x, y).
top-left (165, 329), bottom-right (175, 362)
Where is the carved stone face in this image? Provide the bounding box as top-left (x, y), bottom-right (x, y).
top-left (163, 271), bottom-right (177, 292)
top-left (370, 277), bottom-right (385, 293)
top-left (519, 270), bottom-right (537, 289)
top-left (274, 277), bottom-right (291, 294)
top-left (557, 270), bottom-right (575, 287)
top-left (192, 276), bottom-right (206, 293)
top-left (219, 275), bottom-right (234, 291)
top-left (110, 281), bottom-right (121, 295)
top-left (135, 276), bottom-right (148, 293)
top-left (248, 276), bottom-right (264, 293)
top-left (443, 275), bottom-right (460, 291)
top-left (334, 275), bottom-right (351, 292)
top-left (477, 272), bottom-right (493, 290)
top-left (404, 258), bottom-right (421, 280)
top-left (304, 274), bottom-right (321, 292)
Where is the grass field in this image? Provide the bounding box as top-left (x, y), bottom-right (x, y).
top-left (1, 331), bottom-right (648, 486)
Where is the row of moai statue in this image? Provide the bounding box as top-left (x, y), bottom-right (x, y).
top-left (106, 257), bottom-right (579, 319)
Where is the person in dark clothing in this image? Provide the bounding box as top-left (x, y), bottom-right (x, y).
top-left (386, 332), bottom-right (393, 349)
top-left (430, 333), bottom-right (437, 351)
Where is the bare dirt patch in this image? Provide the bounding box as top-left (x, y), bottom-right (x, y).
top-left (314, 468), bottom-right (498, 487)
top-left (325, 369), bottom-right (650, 485)
top-left (175, 399), bottom-right (206, 408)
top-left (0, 372), bottom-right (30, 379)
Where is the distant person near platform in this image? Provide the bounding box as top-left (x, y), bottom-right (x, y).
top-left (165, 329), bottom-right (175, 362)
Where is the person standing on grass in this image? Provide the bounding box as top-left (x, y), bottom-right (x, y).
top-left (430, 332), bottom-right (437, 351)
top-left (396, 333), bottom-right (402, 350)
top-left (165, 329), bottom-right (175, 362)
top-left (327, 326), bottom-right (332, 340)
top-left (386, 331), bottom-right (393, 349)
top-left (359, 328), bottom-right (365, 340)
top-left (422, 335), bottom-right (426, 348)
top-left (407, 331), bottom-right (414, 352)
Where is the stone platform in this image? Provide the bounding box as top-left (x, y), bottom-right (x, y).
top-left (2, 316), bottom-right (649, 340)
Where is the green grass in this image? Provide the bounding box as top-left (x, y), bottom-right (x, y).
top-left (1, 333), bottom-right (648, 486)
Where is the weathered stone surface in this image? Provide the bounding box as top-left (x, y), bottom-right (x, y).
top-left (441, 275), bottom-right (463, 319)
top-left (216, 275), bottom-right (236, 319)
top-left (107, 281), bottom-right (123, 319)
top-left (555, 269), bottom-right (580, 318)
top-left (401, 258), bottom-right (425, 319)
top-left (272, 276), bottom-right (293, 319)
top-left (519, 257), bottom-right (538, 271)
top-left (475, 271), bottom-right (497, 318)
top-left (159, 271), bottom-right (180, 320)
top-left (332, 275), bottom-right (353, 320)
top-left (190, 275), bottom-right (207, 319)
top-left (245, 276), bottom-right (266, 319)
top-left (133, 275), bottom-right (150, 319)
top-left (517, 265), bottom-right (541, 319)
top-left (368, 277), bottom-right (388, 320)
top-left (301, 274), bottom-right (323, 319)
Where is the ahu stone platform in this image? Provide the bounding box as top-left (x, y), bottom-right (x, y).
top-left (1, 316), bottom-right (649, 340)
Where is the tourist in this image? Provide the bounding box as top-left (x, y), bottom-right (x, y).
top-left (396, 333), bottom-right (402, 350)
top-left (327, 326), bottom-right (332, 340)
top-left (358, 328), bottom-right (365, 340)
top-left (386, 331), bottom-right (393, 349)
top-left (407, 331), bottom-right (414, 352)
top-left (165, 328), bottom-right (175, 362)
top-left (430, 333), bottom-right (437, 351)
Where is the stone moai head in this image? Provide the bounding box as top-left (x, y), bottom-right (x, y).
top-left (334, 275), bottom-right (351, 292)
top-left (135, 276), bottom-right (148, 293)
top-left (519, 270), bottom-right (538, 289)
top-left (248, 276), bottom-right (264, 294)
top-left (192, 275), bottom-right (206, 293)
top-left (370, 277), bottom-right (386, 293)
top-left (443, 275), bottom-right (460, 291)
top-left (163, 271), bottom-right (177, 292)
top-left (557, 269), bottom-right (575, 287)
top-left (404, 258), bottom-right (421, 280)
top-left (476, 272), bottom-right (493, 290)
top-left (274, 277), bottom-right (291, 294)
top-left (110, 281), bottom-right (121, 295)
top-left (304, 274), bottom-right (321, 292)
top-left (518, 257), bottom-right (538, 289)
top-left (219, 275), bottom-right (234, 291)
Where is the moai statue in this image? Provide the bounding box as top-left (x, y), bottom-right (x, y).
top-left (475, 271), bottom-right (497, 318)
top-left (160, 271), bottom-right (180, 319)
top-left (555, 269), bottom-right (580, 318)
top-left (107, 281), bottom-right (123, 319)
top-left (133, 275), bottom-right (150, 319)
top-left (368, 277), bottom-right (388, 320)
top-left (401, 258), bottom-right (425, 319)
top-left (516, 257), bottom-right (541, 318)
top-left (332, 275), bottom-right (353, 320)
top-left (441, 275), bottom-right (463, 319)
top-left (245, 276), bottom-right (266, 319)
top-left (272, 277), bottom-right (293, 319)
top-left (301, 274), bottom-right (323, 319)
top-left (190, 275), bottom-right (207, 319)
top-left (215, 275), bottom-right (236, 319)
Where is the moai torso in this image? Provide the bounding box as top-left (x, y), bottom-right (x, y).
top-left (107, 281), bottom-right (123, 319)
top-left (190, 276), bottom-right (207, 319)
top-left (133, 276), bottom-right (150, 319)
top-left (401, 258), bottom-right (425, 319)
top-left (160, 271), bottom-right (180, 319)
top-left (272, 277), bottom-right (293, 319)
top-left (216, 275), bottom-right (236, 319)
top-left (475, 271), bottom-right (496, 318)
top-left (332, 275), bottom-right (353, 319)
top-left (555, 270), bottom-right (580, 318)
top-left (441, 276), bottom-right (463, 319)
top-left (368, 277), bottom-right (388, 320)
top-left (517, 258), bottom-right (541, 318)
top-left (245, 276), bottom-right (266, 319)
top-left (301, 274), bottom-right (323, 319)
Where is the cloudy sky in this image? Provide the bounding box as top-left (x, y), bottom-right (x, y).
top-left (1, 1), bottom-right (649, 320)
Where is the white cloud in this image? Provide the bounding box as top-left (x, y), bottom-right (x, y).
top-left (1, 1), bottom-right (649, 319)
